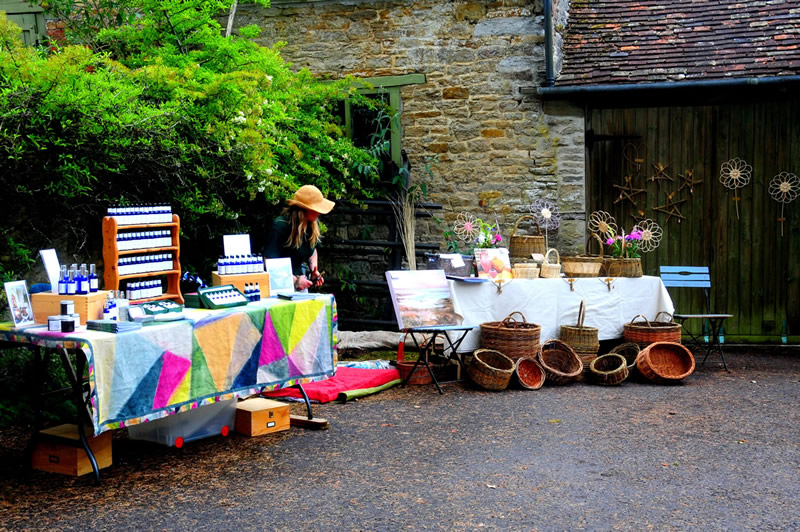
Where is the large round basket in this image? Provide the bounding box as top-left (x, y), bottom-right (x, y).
top-left (601, 257), bottom-right (643, 277)
top-left (514, 356), bottom-right (546, 390)
top-left (396, 361), bottom-right (432, 385)
top-left (480, 311), bottom-right (541, 361)
top-left (636, 342), bottom-right (696, 384)
top-left (536, 339), bottom-right (583, 384)
top-left (589, 354), bottom-right (629, 385)
top-left (540, 248), bottom-right (562, 278)
top-left (509, 215), bottom-right (546, 258)
top-left (624, 312), bottom-right (682, 347)
top-left (561, 234), bottom-right (605, 278)
top-left (609, 342), bottom-right (641, 368)
top-left (468, 349), bottom-right (515, 391)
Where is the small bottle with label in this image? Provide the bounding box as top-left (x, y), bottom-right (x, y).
top-left (76, 264), bottom-right (89, 295)
top-left (67, 268), bottom-right (77, 295)
top-left (89, 264), bottom-right (99, 292)
top-left (58, 265), bottom-right (68, 295)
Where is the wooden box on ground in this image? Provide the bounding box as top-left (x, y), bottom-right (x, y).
top-left (32, 424), bottom-right (112, 476)
top-left (211, 271), bottom-right (270, 297)
top-left (32, 291), bottom-right (109, 325)
top-left (235, 398), bottom-right (289, 437)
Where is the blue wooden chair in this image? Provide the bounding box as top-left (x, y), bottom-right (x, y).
top-left (660, 266), bottom-right (733, 371)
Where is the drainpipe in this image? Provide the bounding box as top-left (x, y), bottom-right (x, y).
top-left (544, 0), bottom-right (555, 87)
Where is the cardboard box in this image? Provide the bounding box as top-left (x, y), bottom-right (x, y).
top-left (211, 271), bottom-right (270, 297)
top-left (32, 424), bottom-right (112, 477)
top-left (32, 291), bottom-right (109, 325)
top-left (235, 398), bottom-right (290, 437)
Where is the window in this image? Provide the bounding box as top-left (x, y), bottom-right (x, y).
top-left (1, 1), bottom-right (47, 46)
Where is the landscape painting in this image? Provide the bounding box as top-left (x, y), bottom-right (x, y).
top-left (385, 270), bottom-right (459, 329)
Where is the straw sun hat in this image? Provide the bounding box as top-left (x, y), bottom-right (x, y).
top-left (287, 185), bottom-right (335, 214)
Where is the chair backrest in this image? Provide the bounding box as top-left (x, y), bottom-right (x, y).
top-left (659, 266), bottom-right (712, 312)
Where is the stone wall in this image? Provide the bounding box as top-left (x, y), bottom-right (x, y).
top-left (236, 0), bottom-right (585, 253)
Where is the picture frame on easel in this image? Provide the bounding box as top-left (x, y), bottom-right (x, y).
top-left (4, 280), bottom-right (34, 327)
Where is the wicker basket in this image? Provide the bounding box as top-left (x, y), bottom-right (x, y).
top-left (468, 349), bottom-right (515, 391)
top-left (560, 300), bottom-right (600, 354)
top-left (562, 234), bottom-right (605, 278)
top-left (514, 356), bottom-right (546, 390)
top-left (609, 342), bottom-right (641, 368)
top-left (512, 264), bottom-right (540, 279)
top-left (509, 215), bottom-right (546, 258)
top-left (636, 342), bottom-right (696, 384)
top-left (537, 339), bottom-right (583, 384)
top-left (589, 354), bottom-right (629, 385)
top-left (602, 257), bottom-right (643, 278)
top-left (540, 248), bottom-right (561, 278)
top-left (480, 311), bottom-right (541, 361)
top-left (396, 361), bottom-right (433, 385)
top-left (624, 312), bottom-right (682, 347)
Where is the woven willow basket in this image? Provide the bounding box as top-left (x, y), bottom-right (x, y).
top-left (509, 215), bottom-right (546, 258)
top-left (512, 264), bottom-right (540, 279)
top-left (540, 248), bottom-right (561, 278)
top-left (514, 356), bottom-right (546, 390)
top-left (636, 342), bottom-right (695, 384)
top-left (480, 311), bottom-right (541, 361)
top-left (561, 234), bottom-right (605, 278)
top-left (589, 354), bottom-right (630, 386)
top-left (560, 300), bottom-right (600, 354)
top-left (609, 342), bottom-right (641, 369)
top-left (468, 349), bottom-right (515, 391)
top-left (624, 312), bottom-right (682, 347)
top-left (601, 257), bottom-right (643, 278)
top-left (537, 339), bottom-right (582, 384)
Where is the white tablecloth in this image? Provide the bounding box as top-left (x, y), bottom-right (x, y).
top-left (449, 276), bottom-right (674, 352)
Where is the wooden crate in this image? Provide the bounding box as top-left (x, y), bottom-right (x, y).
top-left (235, 398), bottom-right (289, 437)
top-left (32, 424), bottom-right (112, 477)
top-left (211, 271), bottom-right (270, 297)
top-left (32, 291), bottom-right (109, 325)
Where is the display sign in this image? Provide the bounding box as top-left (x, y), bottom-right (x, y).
top-left (5, 281), bottom-right (34, 327)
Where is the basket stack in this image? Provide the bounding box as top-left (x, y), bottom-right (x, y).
top-left (468, 349), bottom-right (515, 391)
top-left (540, 248), bottom-right (562, 278)
top-left (588, 354), bottom-right (629, 385)
top-left (561, 235), bottom-right (605, 278)
top-left (509, 215), bottom-right (546, 258)
top-left (480, 312), bottom-right (541, 361)
top-left (635, 342), bottom-right (695, 384)
top-left (514, 356), bottom-right (546, 390)
top-left (537, 339), bottom-right (583, 384)
top-left (624, 313), bottom-right (682, 348)
top-left (559, 301), bottom-right (600, 373)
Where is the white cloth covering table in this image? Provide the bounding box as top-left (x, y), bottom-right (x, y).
top-left (449, 276), bottom-right (675, 353)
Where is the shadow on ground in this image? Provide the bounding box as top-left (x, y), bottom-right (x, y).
top-left (1, 347), bottom-right (799, 530)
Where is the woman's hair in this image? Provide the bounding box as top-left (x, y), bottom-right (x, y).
top-left (284, 205), bottom-right (321, 249)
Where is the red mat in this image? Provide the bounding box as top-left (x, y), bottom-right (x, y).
top-left (263, 366), bottom-right (400, 403)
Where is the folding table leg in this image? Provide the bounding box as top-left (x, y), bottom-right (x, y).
top-left (401, 332), bottom-right (443, 394)
top-left (58, 348), bottom-right (100, 484)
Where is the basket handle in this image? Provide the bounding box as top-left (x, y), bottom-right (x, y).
top-left (576, 300), bottom-right (586, 328)
top-left (654, 311), bottom-right (675, 323)
top-left (511, 215), bottom-right (543, 238)
top-left (544, 248), bottom-right (560, 265)
top-left (629, 314), bottom-right (652, 327)
top-left (586, 233), bottom-right (605, 258)
top-left (501, 311), bottom-right (527, 328)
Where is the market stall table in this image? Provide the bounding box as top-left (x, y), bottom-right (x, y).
top-left (0, 294), bottom-right (338, 480)
top-left (449, 276), bottom-right (674, 352)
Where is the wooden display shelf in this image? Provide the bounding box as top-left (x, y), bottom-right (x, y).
top-left (128, 293), bottom-right (182, 304)
top-left (103, 215), bottom-right (184, 305)
top-left (118, 246), bottom-right (179, 256)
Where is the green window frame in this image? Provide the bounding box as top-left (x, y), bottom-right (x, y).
top-left (1, 0), bottom-right (47, 46)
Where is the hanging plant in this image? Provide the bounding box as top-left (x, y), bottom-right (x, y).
top-left (719, 158), bottom-right (752, 220)
top-left (768, 172), bottom-right (799, 236)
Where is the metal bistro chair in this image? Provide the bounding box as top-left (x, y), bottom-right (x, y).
top-left (660, 266), bottom-right (733, 371)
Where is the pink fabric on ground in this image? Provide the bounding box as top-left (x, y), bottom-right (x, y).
top-left (263, 366), bottom-right (400, 403)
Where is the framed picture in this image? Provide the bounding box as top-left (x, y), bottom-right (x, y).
top-left (5, 281), bottom-right (34, 327)
top-left (264, 258), bottom-right (295, 295)
top-left (385, 269), bottom-right (459, 329)
top-left (474, 248), bottom-right (513, 280)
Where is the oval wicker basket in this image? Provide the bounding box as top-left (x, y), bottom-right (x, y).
top-left (636, 342), bottom-right (695, 384)
top-left (561, 234), bottom-right (605, 278)
top-left (624, 312), bottom-right (682, 347)
top-left (468, 349), bottom-right (515, 391)
top-left (536, 339), bottom-right (583, 384)
top-left (509, 215), bottom-right (546, 258)
top-left (540, 248), bottom-right (562, 278)
top-left (480, 311), bottom-right (541, 361)
top-left (609, 342), bottom-right (641, 368)
top-left (602, 257), bottom-right (643, 278)
top-left (396, 361), bottom-right (432, 385)
top-left (514, 356), bottom-right (546, 390)
top-left (589, 354), bottom-right (629, 385)
top-left (512, 264), bottom-right (540, 279)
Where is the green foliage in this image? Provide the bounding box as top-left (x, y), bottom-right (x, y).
top-left (0, 4), bottom-right (380, 282)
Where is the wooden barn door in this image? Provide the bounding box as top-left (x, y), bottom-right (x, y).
top-left (587, 101), bottom-right (800, 342)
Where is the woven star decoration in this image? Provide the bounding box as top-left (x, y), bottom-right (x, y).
top-left (613, 175), bottom-right (646, 206)
top-left (678, 169), bottom-right (703, 195)
top-left (650, 163), bottom-right (673, 188)
top-left (653, 191), bottom-right (688, 224)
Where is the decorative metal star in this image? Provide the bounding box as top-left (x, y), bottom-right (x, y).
top-left (650, 163), bottom-right (673, 188)
top-left (653, 191), bottom-right (688, 224)
top-left (678, 169), bottom-right (703, 195)
top-left (613, 175), bottom-right (646, 206)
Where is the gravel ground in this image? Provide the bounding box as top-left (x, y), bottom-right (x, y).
top-left (1, 347), bottom-right (799, 531)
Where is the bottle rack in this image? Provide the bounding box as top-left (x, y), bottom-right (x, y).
top-left (102, 214), bottom-right (184, 304)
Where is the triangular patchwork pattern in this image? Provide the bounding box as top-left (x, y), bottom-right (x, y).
top-left (233, 341), bottom-right (262, 389)
top-left (153, 351), bottom-right (192, 410)
top-left (117, 354), bottom-right (165, 419)
top-left (267, 303), bottom-right (296, 354)
top-left (190, 334), bottom-right (217, 397)
top-left (257, 357), bottom-right (289, 385)
top-left (259, 313), bottom-right (287, 366)
top-left (225, 312), bottom-right (263, 390)
top-left (103, 333), bottom-right (166, 422)
top-left (194, 312), bottom-right (243, 390)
